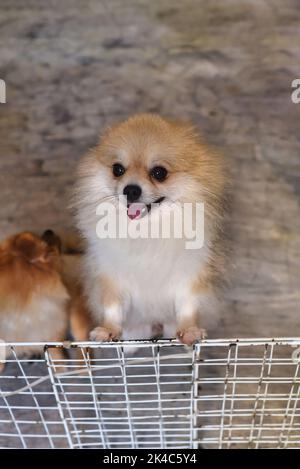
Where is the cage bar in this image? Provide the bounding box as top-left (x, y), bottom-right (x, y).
top-left (0, 338), bottom-right (299, 448)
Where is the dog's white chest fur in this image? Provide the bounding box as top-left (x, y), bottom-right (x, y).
top-left (86, 233), bottom-right (209, 338)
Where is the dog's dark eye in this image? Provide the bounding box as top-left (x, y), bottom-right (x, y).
top-left (112, 163), bottom-right (125, 177)
top-left (150, 166), bottom-right (168, 182)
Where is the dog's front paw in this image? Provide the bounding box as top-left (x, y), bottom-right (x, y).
top-left (177, 326), bottom-right (207, 346)
top-left (90, 326), bottom-right (121, 342)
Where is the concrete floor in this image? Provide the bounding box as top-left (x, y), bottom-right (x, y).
top-left (0, 0), bottom-right (299, 339)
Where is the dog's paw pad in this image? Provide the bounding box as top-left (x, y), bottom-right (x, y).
top-left (177, 326), bottom-right (207, 345)
top-left (89, 326), bottom-right (121, 342)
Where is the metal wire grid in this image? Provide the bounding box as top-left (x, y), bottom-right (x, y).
top-left (194, 338), bottom-right (300, 448)
top-left (0, 338), bottom-right (300, 449)
top-left (0, 341), bottom-right (193, 449)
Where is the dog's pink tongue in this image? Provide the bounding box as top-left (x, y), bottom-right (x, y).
top-left (127, 203), bottom-right (144, 220)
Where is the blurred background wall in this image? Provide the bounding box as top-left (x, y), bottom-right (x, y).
top-left (0, 0), bottom-right (299, 338)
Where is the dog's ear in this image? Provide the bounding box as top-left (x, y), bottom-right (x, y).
top-left (14, 234), bottom-right (41, 262)
top-left (41, 229), bottom-right (62, 254)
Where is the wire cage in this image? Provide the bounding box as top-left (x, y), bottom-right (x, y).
top-left (0, 338), bottom-right (300, 449)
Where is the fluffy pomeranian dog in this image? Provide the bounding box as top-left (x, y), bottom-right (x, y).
top-left (0, 230), bottom-right (69, 369)
top-left (73, 114), bottom-right (228, 345)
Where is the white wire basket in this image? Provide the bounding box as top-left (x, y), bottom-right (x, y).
top-left (0, 338), bottom-right (300, 449)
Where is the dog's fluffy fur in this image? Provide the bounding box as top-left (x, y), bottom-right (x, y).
top-left (0, 231), bottom-right (70, 368)
top-left (73, 113), bottom-right (228, 345)
top-left (61, 252), bottom-right (94, 342)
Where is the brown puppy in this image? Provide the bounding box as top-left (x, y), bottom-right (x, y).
top-left (0, 230), bottom-right (69, 371)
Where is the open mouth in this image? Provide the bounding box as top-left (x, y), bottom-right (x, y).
top-left (127, 196), bottom-right (165, 220)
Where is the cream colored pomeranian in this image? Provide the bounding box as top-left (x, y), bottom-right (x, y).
top-left (73, 114), bottom-right (228, 345)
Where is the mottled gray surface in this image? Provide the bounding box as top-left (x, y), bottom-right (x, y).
top-left (0, 0), bottom-right (299, 339)
top-left (0, 0), bottom-right (300, 447)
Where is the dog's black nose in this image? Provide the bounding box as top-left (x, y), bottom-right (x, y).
top-left (41, 229), bottom-right (62, 252)
top-left (123, 184), bottom-right (142, 203)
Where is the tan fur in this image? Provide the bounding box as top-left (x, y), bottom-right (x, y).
top-left (69, 292), bottom-right (93, 342)
top-left (98, 274), bottom-right (121, 308)
top-left (60, 253), bottom-right (94, 342)
top-left (0, 231), bottom-right (70, 368)
top-left (73, 113), bottom-right (229, 345)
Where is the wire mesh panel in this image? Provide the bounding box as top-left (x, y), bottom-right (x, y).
top-left (0, 341), bottom-right (194, 449)
top-left (193, 339), bottom-right (300, 448)
top-left (45, 342), bottom-right (194, 449)
top-left (0, 346), bottom-right (69, 449)
top-left (0, 338), bottom-right (300, 449)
